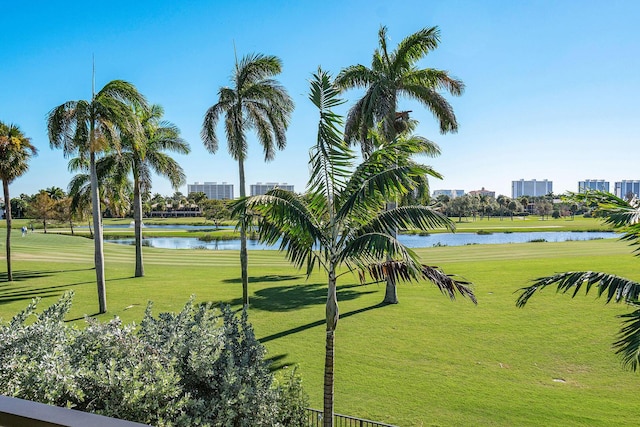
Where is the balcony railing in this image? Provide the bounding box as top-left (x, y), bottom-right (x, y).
top-left (306, 408), bottom-right (398, 427)
top-left (0, 395), bottom-right (150, 427)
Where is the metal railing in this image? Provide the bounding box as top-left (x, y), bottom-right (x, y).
top-left (0, 395), bottom-right (150, 427)
top-left (306, 408), bottom-right (398, 427)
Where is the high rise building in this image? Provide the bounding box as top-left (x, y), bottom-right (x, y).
top-left (250, 182), bottom-right (294, 196)
top-left (511, 179), bottom-right (553, 198)
top-left (615, 180), bottom-right (640, 199)
top-left (578, 179), bottom-right (610, 193)
top-left (187, 182), bottom-right (234, 200)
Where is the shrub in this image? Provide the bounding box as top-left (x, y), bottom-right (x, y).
top-left (0, 293), bottom-right (308, 426)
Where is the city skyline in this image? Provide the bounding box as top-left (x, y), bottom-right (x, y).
top-left (2, 1), bottom-right (639, 200)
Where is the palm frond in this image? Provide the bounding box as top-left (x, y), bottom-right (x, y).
top-left (392, 26), bottom-right (440, 73)
top-left (614, 305), bottom-right (640, 371)
top-left (307, 68), bottom-right (351, 199)
top-left (361, 205), bottom-right (454, 236)
top-left (400, 84), bottom-right (459, 133)
top-left (362, 261), bottom-right (477, 303)
top-left (232, 190), bottom-right (324, 274)
top-left (516, 271), bottom-right (640, 308)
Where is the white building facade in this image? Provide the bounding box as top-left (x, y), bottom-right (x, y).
top-left (615, 180), bottom-right (640, 199)
top-left (578, 179), bottom-right (610, 193)
top-left (187, 182), bottom-right (234, 200)
top-left (250, 182), bottom-right (294, 196)
top-left (512, 179), bottom-right (553, 198)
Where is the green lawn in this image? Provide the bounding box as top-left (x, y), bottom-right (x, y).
top-left (0, 230), bottom-right (638, 426)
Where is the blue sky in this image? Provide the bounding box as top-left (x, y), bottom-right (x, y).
top-left (2, 0), bottom-right (639, 199)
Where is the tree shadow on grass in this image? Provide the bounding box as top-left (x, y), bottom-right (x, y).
top-left (0, 284), bottom-right (75, 305)
top-left (222, 274), bottom-right (302, 284)
top-left (228, 282), bottom-right (376, 312)
top-left (258, 301), bottom-right (389, 343)
top-left (0, 267), bottom-right (94, 283)
top-left (266, 354), bottom-right (292, 372)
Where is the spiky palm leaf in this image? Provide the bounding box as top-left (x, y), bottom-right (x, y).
top-left (336, 25), bottom-right (464, 152)
top-left (517, 190), bottom-right (640, 371)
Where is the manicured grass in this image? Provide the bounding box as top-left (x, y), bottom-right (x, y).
top-left (1, 230), bottom-right (638, 426)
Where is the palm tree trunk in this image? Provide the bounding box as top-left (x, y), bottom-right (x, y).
top-left (383, 201), bottom-right (399, 304)
top-left (238, 158), bottom-right (249, 307)
top-left (3, 180), bottom-right (12, 281)
top-left (133, 174), bottom-right (144, 277)
top-left (324, 264), bottom-right (339, 427)
top-left (90, 151), bottom-right (107, 313)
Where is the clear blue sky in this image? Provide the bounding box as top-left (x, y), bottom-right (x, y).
top-left (2, 0), bottom-right (639, 199)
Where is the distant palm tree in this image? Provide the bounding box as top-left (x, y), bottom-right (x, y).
top-left (497, 195), bottom-right (508, 221)
top-left (45, 186), bottom-right (65, 200)
top-left (0, 122), bottom-right (37, 281)
top-left (201, 53), bottom-right (294, 307)
top-left (517, 191), bottom-right (640, 371)
top-left (235, 70), bottom-right (476, 426)
top-left (336, 25), bottom-right (464, 157)
top-left (48, 80), bottom-right (147, 313)
top-left (104, 104), bottom-right (189, 277)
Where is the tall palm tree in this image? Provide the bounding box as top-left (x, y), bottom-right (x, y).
top-left (104, 104), bottom-right (189, 277)
top-left (336, 26), bottom-right (463, 303)
top-left (517, 191), bottom-right (640, 371)
top-left (235, 70), bottom-right (476, 427)
top-left (0, 122), bottom-right (37, 281)
top-left (47, 80), bottom-right (147, 313)
top-left (335, 25), bottom-right (464, 157)
top-left (201, 53), bottom-right (294, 307)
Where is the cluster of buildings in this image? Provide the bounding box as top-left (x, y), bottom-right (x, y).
top-left (187, 182), bottom-right (294, 200)
top-left (433, 179), bottom-right (640, 200)
top-left (188, 179), bottom-right (640, 202)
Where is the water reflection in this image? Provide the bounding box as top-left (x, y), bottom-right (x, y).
top-left (107, 231), bottom-right (619, 251)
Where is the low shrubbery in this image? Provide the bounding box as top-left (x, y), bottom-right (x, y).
top-left (0, 293), bottom-right (308, 426)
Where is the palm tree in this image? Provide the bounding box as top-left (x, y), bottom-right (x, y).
top-left (336, 26), bottom-right (463, 303)
top-left (0, 122), bottom-right (37, 281)
top-left (201, 53), bottom-right (294, 307)
top-left (47, 80), bottom-right (147, 313)
top-left (104, 104), bottom-right (189, 277)
top-left (235, 70), bottom-right (476, 426)
top-left (517, 191), bottom-right (640, 371)
top-left (496, 194), bottom-right (508, 220)
top-left (45, 186), bottom-right (65, 201)
top-left (335, 25), bottom-right (464, 156)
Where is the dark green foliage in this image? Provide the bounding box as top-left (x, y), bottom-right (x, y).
top-left (0, 293), bottom-right (308, 426)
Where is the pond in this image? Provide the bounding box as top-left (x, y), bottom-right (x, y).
top-left (105, 231), bottom-right (619, 250)
top-left (82, 223), bottom-right (234, 230)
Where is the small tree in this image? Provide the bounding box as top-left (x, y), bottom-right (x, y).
top-left (201, 199), bottom-right (230, 228)
top-left (27, 191), bottom-right (55, 233)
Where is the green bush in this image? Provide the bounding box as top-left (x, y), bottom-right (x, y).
top-left (0, 293), bottom-right (308, 426)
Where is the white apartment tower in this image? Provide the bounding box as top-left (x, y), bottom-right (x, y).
top-left (511, 179), bottom-right (553, 198)
top-left (187, 182), bottom-right (234, 200)
top-left (578, 179), bottom-right (610, 193)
